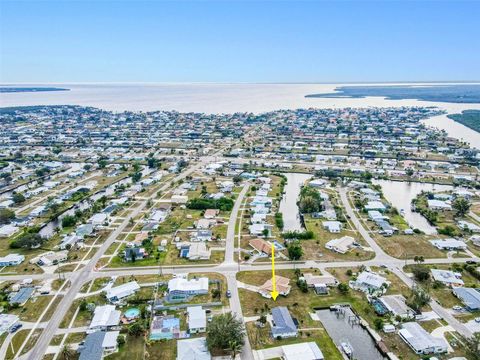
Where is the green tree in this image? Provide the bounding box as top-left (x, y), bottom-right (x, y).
top-left (337, 282), bottom-right (350, 294)
top-left (60, 344), bottom-right (74, 360)
top-left (128, 322), bottom-right (145, 336)
top-left (452, 197), bottom-right (471, 217)
top-left (0, 208), bottom-right (15, 224)
top-left (62, 215), bottom-right (76, 228)
top-left (12, 193), bottom-right (25, 204)
top-left (98, 159), bottom-right (107, 169)
top-left (464, 333), bottom-right (480, 360)
top-left (206, 313), bottom-right (245, 353)
top-left (287, 241), bottom-right (303, 260)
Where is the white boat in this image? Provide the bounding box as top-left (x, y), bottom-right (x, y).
top-left (341, 342), bottom-right (353, 357)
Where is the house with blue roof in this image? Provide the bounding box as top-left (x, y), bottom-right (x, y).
top-left (9, 287), bottom-right (34, 306)
top-left (271, 307), bottom-right (298, 339)
top-left (150, 315), bottom-right (181, 340)
top-left (453, 287), bottom-right (480, 311)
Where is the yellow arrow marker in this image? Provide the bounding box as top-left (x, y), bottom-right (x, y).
top-left (270, 243), bottom-right (279, 301)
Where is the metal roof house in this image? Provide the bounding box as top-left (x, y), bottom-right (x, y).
top-left (78, 331), bottom-right (120, 360)
top-left (431, 269), bottom-right (464, 287)
top-left (8, 287), bottom-right (34, 306)
top-left (281, 342), bottom-right (324, 360)
top-left (452, 287), bottom-right (480, 310)
top-left (177, 337), bottom-right (211, 360)
top-left (399, 322), bottom-right (447, 355)
top-left (0, 253), bottom-right (25, 267)
top-left (271, 306), bottom-right (298, 339)
top-left (167, 277), bottom-right (209, 302)
top-left (105, 281), bottom-right (140, 303)
top-left (88, 305), bottom-right (121, 333)
top-left (187, 306), bottom-right (207, 334)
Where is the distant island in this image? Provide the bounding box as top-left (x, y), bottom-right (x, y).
top-left (0, 87), bottom-right (70, 93)
top-left (306, 84), bottom-right (480, 104)
top-left (447, 110), bottom-right (480, 133)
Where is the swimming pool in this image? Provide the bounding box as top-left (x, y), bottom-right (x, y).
top-left (271, 240), bottom-right (286, 251)
top-left (124, 308), bottom-right (140, 319)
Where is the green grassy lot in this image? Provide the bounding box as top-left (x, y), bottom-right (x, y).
top-left (246, 322), bottom-right (342, 359)
top-left (237, 268), bottom-right (424, 359)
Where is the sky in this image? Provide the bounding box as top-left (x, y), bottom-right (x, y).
top-left (0, 0), bottom-right (479, 83)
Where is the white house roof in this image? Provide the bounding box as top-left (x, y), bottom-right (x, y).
top-left (102, 331), bottom-right (120, 348)
top-left (399, 322), bottom-right (447, 353)
top-left (431, 269), bottom-right (464, 285)
top-left (356, 271), bottom-right (386, 289)
top-left (89, 305), bottom-right (121, 329)
top-left (187, 306), bottom-right (206, 330)
top-left (281, 342), bottom-right (324, 360)
top-left (177, 337), bottom-right (211, 360)
top-left (105, 281), bottom-right (140, 300)
top-left (430, 238), bottom-right (466, 250)
top-left (168, 277), bottom-right (209, 292)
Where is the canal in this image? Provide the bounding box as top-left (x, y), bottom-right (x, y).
top-left (316, 307), bottom-right (386, 360)
top-left (278, 172), bottom-right (312, 232)
top-left (372, 179), bottom-right (453, 235)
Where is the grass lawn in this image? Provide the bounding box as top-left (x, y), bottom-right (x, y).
top-left (237, 268), bottom-right (423, 359)
top-left (403, 263), bottom-right (480, 308)
top-left (6, 329), bottom-right (42, 359)
top-left (246, 322), bottom-right (342, 359)
top-left (106, 334), bottom-right (176, 360)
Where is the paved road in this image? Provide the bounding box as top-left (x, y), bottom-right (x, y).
top-left (23, 157), bottom-right (210, 360)
top-left (3, 169), bottom-right (477, 359)
top-left (225, 183), bottom-right (249, 264)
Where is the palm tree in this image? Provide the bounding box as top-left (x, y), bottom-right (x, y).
top-left (60, 344), bottom-right (74, 360)
top-left (228, 340), bottom-right (242, 359)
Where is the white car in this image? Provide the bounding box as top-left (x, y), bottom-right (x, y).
top-left (452, 305), bottom-right (463, 311)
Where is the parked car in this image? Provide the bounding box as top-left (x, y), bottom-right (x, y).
top-left (226, 290), bottom-right (231, 298)
top-left (9, 324), bottom-right (22, 333)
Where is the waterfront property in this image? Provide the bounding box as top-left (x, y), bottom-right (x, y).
top-left (399, 322), bottom-right (448, 355)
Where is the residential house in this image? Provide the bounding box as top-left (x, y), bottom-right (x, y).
top-left (431, 269), bottom-right (464, 287)
top-left (325, 236), bottom-right (354, 254)
top-left (203, 209), bottom-right (218, 219)
top-left (150, 315), bottom-right (181, 340)
top-left (452, 287), bottom-right (480, 311)
top-left (399, 322), bottom-right (447, 355)
top-left (167, 277), bottom-right (209, 302)
top-left (0, 254), bottom-right (25, 266)
top-left (124, 247), bottom-right (147, 262)
top-left (177, 337), bottom-right (211, 360)
top-left (458, 221), bottom-right (480, 233)
top-left (350, 271), bottom-right (388, 294)
top-left (271, 307), bottom-right (298, 339)
top-left (427, 199), bottom-right (452, 211)
top-left (105, 281), bottom-right (140, 303)
top-left (249, 238), bottom-right (272, 256)
top-left (88, 305), bottom-right (121, 333)
top-left (37, 251), bottom-right (68, 266)
top-left (187, 306), bottom-right (207, 334)
top-left (322, 221), bottom-right (342, 233)
top-left (0, 224), bottom-right (19, 238)
top-left (8, 287), bottom-right (34, 306)
top-left (78, 331), bottom-right (120, 360)
top-left (430, 238), bottom-right (467, 251)
top-left (186, 243), bottom-right (211, 260)
top-left (281, 342), bottom-right (324, 360)
top-left (378, 295), bottom-right (414, 319)
top-left (259, 276), bottom-right (291, 298)
top-left (249, 223), bottom-right (272, 237)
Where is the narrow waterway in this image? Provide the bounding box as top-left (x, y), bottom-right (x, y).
top-left (372, 179), bottom-right (453, 235)
top-left (278, 173), bottom-right (312, 232)
top-left (316, 308), bottom-right (386, 360)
